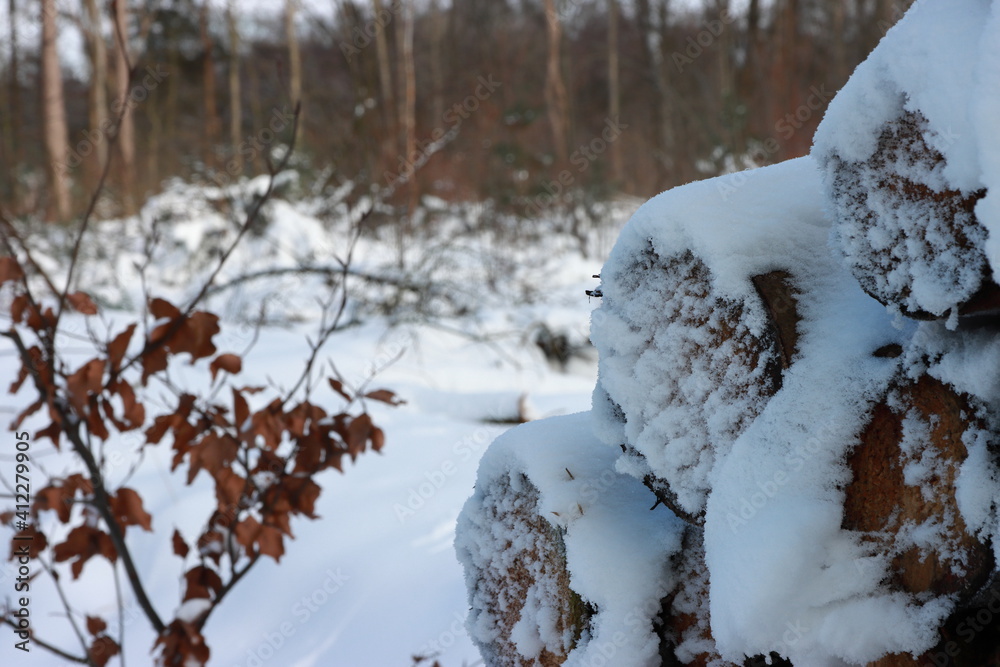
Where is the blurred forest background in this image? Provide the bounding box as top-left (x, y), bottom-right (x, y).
top-left (1, 0), bottom-right (913, 223)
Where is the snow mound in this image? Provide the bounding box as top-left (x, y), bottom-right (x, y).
top-left (812, 0), bottom-right (1000, 319)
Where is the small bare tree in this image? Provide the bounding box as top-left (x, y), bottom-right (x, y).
top-left (1, 66), bottom-right (397, 664)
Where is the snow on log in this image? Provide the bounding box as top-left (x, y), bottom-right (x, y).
top-left (456, 413), bottom-right (686, 667)
top-left (813, 0), bottom-right (1000, 321)
top-left (844, 374), bottom-right (993, 602)
top-left (592, 244), bottom-right (784, 523)
top-left (820, 108), bottom-right (991, 320)
top-left (457, 469), bottom-right (585, 666)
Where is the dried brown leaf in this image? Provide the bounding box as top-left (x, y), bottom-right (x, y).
top-left (172, 528), bottom-right (190, 559)
top-left (183, 565), bottom-right (223, 601)
top-left (210, 353), bottom-right (242, 382)
top-left (107, 324), bottom-right (136, 373)
top-left (89, 635), bottom-right (120, 667)
top-left (329, 378), bottom-right (352, 402)
top-left (67, 291), bottom-right (98, 315)
top-left (364, 389), bottom-right (403, 405)
top-left (110, 487), bottom-right (153, 532)
top-left (0, 257), bottom-right (24, 285)
top-left (86, 615), bottom-right (107, 636)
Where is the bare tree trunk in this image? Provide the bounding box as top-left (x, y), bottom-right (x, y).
top-left (247, 50), bottom-right (264, 174)
top-left (227, 1), bottom-right (242, 174)
top-left (635, 0), bottom-right (670, 187)
top-left (41, 0), bottom-right (71, 221)
top-left (373, 0), bottom-right (399, 160)
top-left (285, 0), bottom-right (302, 146)
top-left (715, 0), bottom-right (738, 157)
top-left (200, 1), bottom-right (220, 168)
top-left (543, 0), bottom-right (569, 168)
top-left (831, 0), bottom-right (847, 85)
top-left (147, 90), bottom-right (161, 187)
top-left (4, 0), bottom-right (21, 207)
top-left (400, 0), bottom-right (417, 211)
top-left (607, 0), bottom-right (622, 185)
top-left (83, 0), bottom-right (109, 180)
top-left (429, 0), bottom-right (445, 123)
top-left (113, 0), bottom-right (136, 213)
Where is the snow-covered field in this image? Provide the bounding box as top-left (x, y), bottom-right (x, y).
top-left (0, 183), bottom-right (636, 666)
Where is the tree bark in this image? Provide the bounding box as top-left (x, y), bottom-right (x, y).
top-left (543, 0), bottom-right (569, 169)
top-left (3, 0), bottom-right (21, 206)
top-left (607, 0), bottom-right (622, 185)
top-left (113, 0), bottom-right (136, 214)
top-left (83, 0), bottom-right (109, 179)
top-left (41, 0), bottom-right (71, 221)
top-left (429, 0), bottom-right (445, 124)
top-left (285, 0), bottom-right (302, 146)
top-left (200, 1), bottom-right (220, 168)
top-left (372, 0), bottom-right (396, 166)
top-left (400, 0), bottom-right (417, 211)
top-left (227, 1), bottom-right (243, 174)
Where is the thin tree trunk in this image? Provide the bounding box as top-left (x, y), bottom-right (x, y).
top-left (607, 0), bottom-right (622, 185)
top-left (831, 0), bottom-right (847, 84)
top-left (429, 0), bottom-right (445, 123)
top-left (41, 0), bottom-right (71, 221)
top-left (113, 0), bottom-right (136, 213)
top-left (635, 0), bottom-right (669, 187)
top-left (285, 0), bottom-right (302, 145)
top-left (227, 1), bottom-right (242, 174)
top-left (401, 0), bottom-right (417, 211)
top-left (543, 0), bottom-right (569, 168)
top-left (247, 50), bottom-right (264, 174)
top-left (83, 0), bottom-right (109, 179)
top-left (372, 0), bottom-right (395, 157)
top-left (200, 1), bottom-right (220, 168)
top-left (4, 0), bottom-right (21, 206)
top-left (715, 0), bottom-right (737, 157)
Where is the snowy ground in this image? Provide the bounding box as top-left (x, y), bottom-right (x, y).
top-left (0, 186), bottom-right (634, 666)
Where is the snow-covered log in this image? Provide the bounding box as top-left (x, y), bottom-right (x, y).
top-left (844, 374), bottom-right (994, 601)
top-left (813, 1), bottom-right (1000, 322)
top-left (456, 413), bottom-right (687, 666)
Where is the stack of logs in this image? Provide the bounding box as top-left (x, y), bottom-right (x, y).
top-left (464, 63), bottom-right (1000, 667)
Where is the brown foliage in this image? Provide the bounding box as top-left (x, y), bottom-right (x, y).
top-left (0, 133), bottom-right (394, 665)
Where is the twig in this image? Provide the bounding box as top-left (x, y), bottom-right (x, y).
top-left (54, 14), bottom-right (140, 336)
top-left (1, 617), bottom-right (89, 663)
top-left (2, 328), bottom-right (166, 635)
top-left (40, 556), bottom-right (97, 666)
top-left (116, 105), bottom-right (303, 380)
